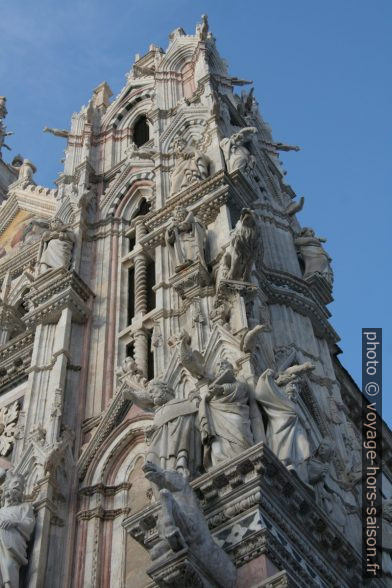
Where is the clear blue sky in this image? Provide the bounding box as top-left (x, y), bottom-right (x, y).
top-left (1, 1), bottom-right (391, 426)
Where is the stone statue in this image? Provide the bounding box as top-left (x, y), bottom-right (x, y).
top-left (117, 356), bottom-right (147, 388)
top-left (255, 363), bottom-right (314, 477)
top-left (0, 471), bottom-right (35, 588)
top-left (11, 157), bottom-right (36, 186)
top-left (175, 330), bottom-right (205, 379)
top-left (285, 196), bottom-right (304, 217)
top-left (165, 206), bottom-right (207, 272)
top-left (294, 227), bottom-right (333, 285)
top-left (125, 378), bottom-right (202, 478)
top-left (169, 138), bottom-right (209, 196)
top-left (143, 461), bottom-right (236, 587)
top-left (39, 218), bottom-right (74, 274)
top-left (196, 14), bottom-right (209, 41)
top-left (199, 360), bottom-right (253, 469)
top-left (307, 440), bottom-right (356, 533)
top-left (0, 98), bottom-right (13, 155)
top-left (0, 121), bottom-right (13, 154)
top-left (220, 127), bottom-right (257, 173)
top-left (237, 88), bottom-right (258, 118)
top-left (0, 97), bottom-right (7, 119)
top-left (222, 208), bottom-right (259, 282)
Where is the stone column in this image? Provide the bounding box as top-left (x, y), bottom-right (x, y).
top-left (133, 328), bottom-right (149, 378)
top-left (134, 220), bottom-right (148, 316)
top-left (133, 221), bottom-right (149, 376)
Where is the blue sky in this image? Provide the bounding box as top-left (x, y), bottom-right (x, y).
top-left (1, 1), bottom-right (391, 426)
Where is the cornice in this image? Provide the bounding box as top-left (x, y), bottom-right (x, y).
top-left (0, 186), bottom-right (57, 236)
top-left (123, 443), bottom-right (362, 587)
top-left (23, 268), bottom-right (93, 327)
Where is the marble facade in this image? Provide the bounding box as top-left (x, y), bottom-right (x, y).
top-left (0, 15), bottom-right (390, 588)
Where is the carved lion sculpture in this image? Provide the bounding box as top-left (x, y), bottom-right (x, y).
top-left (143, 461), bottom-right (236, 588)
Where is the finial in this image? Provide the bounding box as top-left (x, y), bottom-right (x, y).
top-left (196, 14), bottom-right (209, 41)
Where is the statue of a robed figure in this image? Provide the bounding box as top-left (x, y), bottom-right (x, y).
top-left (199, 360), bottom-right (253, 469)
top-left (124, 378), bottom-right (202, 479)
top-left (165, 206), bottom-right (207, 273)
top-left (0, 470), bottom-right (35, 588)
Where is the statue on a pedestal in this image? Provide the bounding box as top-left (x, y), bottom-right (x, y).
top-left (125, 378), bottom-right (202, 478)
top-left (222, 208), bottom-right (260, 282)
top-left (11, 156), bottom-right (36, 187)
top-left (38, 218), bottom-right (74, 274)
top-left (199, 360), bottom-right (253, 469)
top-left (255, 363), bottom-right (314, 477)
top-left (220, 127), bottom-right (257, 174)
top-left (294, 227), bottom-right (333, 285)
top-left (165, 206), bottom-right (207, 272)
top-left (0, 471), bottom-right (35, 588)
top-left (169, 139), bottom-right (209, 196)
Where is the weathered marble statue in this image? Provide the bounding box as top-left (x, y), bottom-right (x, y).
top-left (220, 127), bottom-right (257, 174)
top-left (143, 461), bottom-right (236, 587)
top-left (11, 158), bottom-right (36, 187)
top-left (0, 471), bottom-right (35, 588)
top-left (39, 218), bottom-right (74, 274)
top-left (169, 138), bottom-right (209, 196)
top-left (199, 360), bottom-right (253, 469)
top-left (255, 363), bottom-right (314, 477)
top-left (126, 378), bottom-right (202, 478)
top-left (165, 206), bottom-right (207, 272)
top-left (294, 227), bottom-right (333, 285)
top-left (307, 440), bottom-right (357, 534)
top-left (175, 330), bottom-right (205, 379)
top-left (223, 208), bottom-right (259, 282)
top-left (0, 122), bottom-right (13, 154)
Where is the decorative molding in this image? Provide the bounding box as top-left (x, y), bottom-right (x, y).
top-left (124, 443), bottom-right (362, 587)
top-left (23, 268), bottom-right (93, 327)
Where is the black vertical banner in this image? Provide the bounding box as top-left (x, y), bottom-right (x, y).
top-left (362, 328), bottom-right (382, 578)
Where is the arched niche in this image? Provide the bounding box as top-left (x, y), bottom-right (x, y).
top-left (182, 61), bottom-right (196, 99)
top-left (113, 182), bottom-right (153, 221)
top-left (77, 417), bottom-right (153, 588)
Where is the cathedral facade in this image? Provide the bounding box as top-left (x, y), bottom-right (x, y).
top-left (0, 16), bottom-right (390, 588)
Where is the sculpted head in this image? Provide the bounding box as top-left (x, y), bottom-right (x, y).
top-left (49, 218), bottom-right (64, 231)
top-left (240, 208), bottom-right (256, 228)
top-left (299, 227), bottom-right (315, 238)
top-left (316, 439), bottom-right (335, 462)
top-left (148, 379), bottom-right (174, 406)
top-left (231, 131), bottom-right (245, 148)
top-left (173, 206), bottom-right (188, 223)
top-left (283, 377), bottom-right (301, 401)
top-left (3, 471), bottom-right (25, 506)
top-left (217, 359), bottom-right (235, 377)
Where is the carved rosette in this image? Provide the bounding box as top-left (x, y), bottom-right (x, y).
top-left (0, 400), bottom-right (19, 455)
